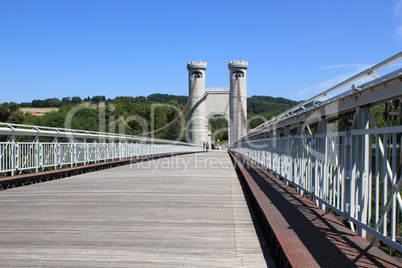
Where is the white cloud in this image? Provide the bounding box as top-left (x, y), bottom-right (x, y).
top-left (294, 64), bottom-right (371, 98)
top-left (294, 86), bottom-right (313, 96)
top-left (394, 1), bottom-right (402, 38)
top-left (320, 63), bottom-right (369, 70)
top-left (395, 0), bottom-right (402, 15)
top-left (393, 25), bottom-right (402, 38)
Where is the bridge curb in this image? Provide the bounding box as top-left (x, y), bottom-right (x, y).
top-left (229, 151), bottom-right (291, 268)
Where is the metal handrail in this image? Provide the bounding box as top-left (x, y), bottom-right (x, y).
top-left (0, 122), bottom-right (197, 146)
top-left (229, 52), bottom-right (402, 253)
top-left (249, 51), bottom-right (402, 134)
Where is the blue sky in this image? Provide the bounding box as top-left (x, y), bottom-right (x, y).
top-left (1, 0), bottom-right (402, 103)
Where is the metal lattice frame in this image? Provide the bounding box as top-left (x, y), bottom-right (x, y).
top-left (230, 51), bottom-right (402, 252)
top-left (0, 123), bottom-right (202, 176)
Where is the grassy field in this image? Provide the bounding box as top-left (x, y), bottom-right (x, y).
top-left (20, 107), bottom-right (59, 112)
top-left (20, 107), bottom-right (59, 116)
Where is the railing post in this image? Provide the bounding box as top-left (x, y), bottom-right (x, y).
top-left (103, 139), bottom-right (107, 163)
top-left (263, 133), bottom-right (267, 169)
top-left (74, 139), bottom-right (77, 167)
top-left (296, 123), bottom-right (304, 195)
top-left (94, 139), bottom-right (98, 163)
top-left (344, 126), bottom-right (353, 230)
top-left (283, 127), bottom-right (290, 186)
top-left (11, 136), bottom-right (16, 176)
top-left (317, 117), bottom-right (328, 211)
top-left (54, 137), bottom-right (58, 170)
top-left (355, 107), bottom-right (370, 238)
top-left (275, 129), bottom-right (281, 177)
top-left (82, 138), bottom-right (87, 166)
top-left (34, 136), bottom-right (41, 172)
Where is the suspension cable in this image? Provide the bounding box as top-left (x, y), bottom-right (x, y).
top-left (236, 74), bottom-right (251, 131)
top-left (138, 76), bottom-right (198, 136)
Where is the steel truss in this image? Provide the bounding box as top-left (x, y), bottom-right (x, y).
top-left (230, 52), bottom-right (402, 252)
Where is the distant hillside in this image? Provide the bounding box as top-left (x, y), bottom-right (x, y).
top-left (16, 94), bottom-right (189, 108)
top-left (247, 95), bottom-right (300, 115)
top-left (0, 93), bottom-right (300, 141)
top-left (11, 94), bottom-right (299, 115)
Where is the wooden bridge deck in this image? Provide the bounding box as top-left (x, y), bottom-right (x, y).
top-left (0, 151), bottom-right (273, 267)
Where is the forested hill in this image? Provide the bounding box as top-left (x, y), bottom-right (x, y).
top-left (16, 94), bottom-right (189, 108)
top-left (0, 93), bottom-right (299, 141)
top-left (247, 95), bottom-right (300, 115)
top-left (14, 94), bottom-right (299, 114)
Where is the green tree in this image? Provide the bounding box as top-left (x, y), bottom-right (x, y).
top-left (6, 93), bottom-right (304, 141)
top-left (0, 105), bottom-right (11, 122)
top-left (9, 102), bottom-right (19, 112)
top-left (112, 96), bottom-right (132, 110)
top-left (71, 96), bottom-right (82, 104)
top-left (47, 98), bottom-right (62, 107)
top-left (209, 115), bottom-right (228, 142)
top-left (248, 110), bottom-right (282, 128)
top-left (91, 95), bottom-right (106, 103)
top-left (247, 95), bottom-right (299, 115)
top-left (7, 110), bottom-right (28, 124)
top-left (62, 97), bottom-right (71, 105)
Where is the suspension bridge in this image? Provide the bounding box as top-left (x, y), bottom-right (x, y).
top-left (1, 52), bottom-right (402, 267)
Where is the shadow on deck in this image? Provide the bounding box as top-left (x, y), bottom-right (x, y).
top-left (230, 151), bottom-right (402, 268)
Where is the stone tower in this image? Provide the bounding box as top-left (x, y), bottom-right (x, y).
top-left (187, 61), bottom-right (207, 146)
top-left (228, 61), bottom-right (248, 144)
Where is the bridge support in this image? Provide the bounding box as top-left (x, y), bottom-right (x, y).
top-left (187, 61), bottom-right (248, 146)
top-left (229, 61), bottom-right (248, 145)
top-left (187, 62), bottom-right (207, 146)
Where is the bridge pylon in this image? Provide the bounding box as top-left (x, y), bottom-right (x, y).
top-left (228, 61), bottom-right (248, 144)
top-left (187, 61), bottom-right (207, 146)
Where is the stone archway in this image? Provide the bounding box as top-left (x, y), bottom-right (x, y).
top-left (207, 113), bottom-right (229, 149)
top-left (187, 61), bottom-right (248, 146)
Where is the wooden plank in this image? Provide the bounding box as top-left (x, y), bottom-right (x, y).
top-left (0, 151), bottom-right (272, 267)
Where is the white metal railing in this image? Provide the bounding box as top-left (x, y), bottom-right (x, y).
top-left (230, 51), bottom-right (402, 253)
top-left (249, 51), bottom-right (402, 135)
top-left (0, 123), bottom-right (202, 176)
